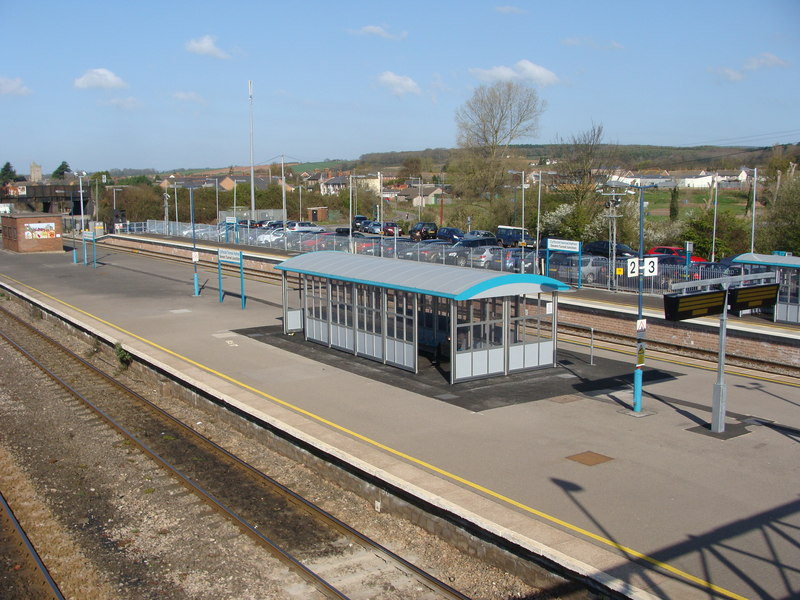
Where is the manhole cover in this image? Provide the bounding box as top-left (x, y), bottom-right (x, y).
top-left (566, 451), bottom-right (613, 466)
top-left (549, 395), bottom-right (580, 404)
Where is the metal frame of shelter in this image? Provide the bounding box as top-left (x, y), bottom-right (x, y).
top-left (729, 253), bottom-right (800, 324)
top-left (275, 252), bottom-right (571, 384)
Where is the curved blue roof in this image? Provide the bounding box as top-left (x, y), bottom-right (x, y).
top-left (275, 251), bottom-right (570, 300)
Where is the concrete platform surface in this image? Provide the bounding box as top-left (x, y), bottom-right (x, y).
top-left (1, 246), bottom-right (798, 600)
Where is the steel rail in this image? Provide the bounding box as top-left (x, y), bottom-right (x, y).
top-left (0, 304), bottom-right (472, 600)
top-left (0, 490), bottom-right (66, 600)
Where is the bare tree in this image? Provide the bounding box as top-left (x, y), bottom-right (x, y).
top-left (452, 81), bottom-right (544, 199)
top-left (553, 124), bottom-right (623, 241)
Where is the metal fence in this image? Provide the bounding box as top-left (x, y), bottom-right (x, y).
top-left (121, 221), bottom-right (731, 296)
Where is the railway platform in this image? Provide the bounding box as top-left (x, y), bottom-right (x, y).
top-left (0, 245), bottom-right (798, 600)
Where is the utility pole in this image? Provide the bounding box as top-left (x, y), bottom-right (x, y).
top-left (248, 80), bottom-right (256, 222)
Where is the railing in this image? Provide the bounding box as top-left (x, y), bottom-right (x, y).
top-left (118, 221), bottom-right (736, 295)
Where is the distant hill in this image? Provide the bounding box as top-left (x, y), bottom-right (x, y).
top-left (358, 143), bottom-right (798, 171)
top-left (149, 142), bottom-right (797, 178)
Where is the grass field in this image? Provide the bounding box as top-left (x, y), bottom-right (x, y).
top-left (644, 188), bottom-right (750, 221)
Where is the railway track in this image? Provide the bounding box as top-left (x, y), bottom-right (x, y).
top-left (0, 491), bottom-right (65, 600)
top-left (0, 304), bottom-right (472, 600)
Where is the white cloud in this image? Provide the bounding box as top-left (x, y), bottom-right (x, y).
top-left (106, 97), bottom-right (141, 110)
top-left (378, 71), bottom-right (421, 96)
top-left (353, 25), bottom-right (407, 41)
top-left (173, 91), bottom-right (206, 104)
top-left (185, 35), bottom-right (230, 59)
top-left (743, 52), bottom-right (789, 71)
top-left (715, 67), bottom-right (745, 82)
top-left (712, 52), bottom-right (789, 83)
top-left (470, 59), bottom-right (559, 86)
top-left (74, 68), bottom-right (128, 89)
top-left (495, 5), bottom-right (526, 14)
top-left (0, 76), bottom-right (32, 96)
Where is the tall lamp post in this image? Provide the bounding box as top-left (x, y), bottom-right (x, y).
top-left (189, 187), bottom-right (200, 297)
top-left (630, 183), bottom-right (656, 413)
top-left (206, 177), bottom-right (219, 226)
top-left (75, 171), bottom-right (86, 232)
top-left (508, 170), bottom-right (526, 261)
top-left (750, 168), bottom-right (757, 252)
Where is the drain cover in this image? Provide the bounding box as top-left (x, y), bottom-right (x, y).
top-left (566, 451), bottom-right (613, 466)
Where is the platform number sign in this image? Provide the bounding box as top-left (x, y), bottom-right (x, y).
top-left (627, 256), bottom-right (658, 277)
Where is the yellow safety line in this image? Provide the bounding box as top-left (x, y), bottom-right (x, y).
top-left (0, 274), bottom-right (751, 600)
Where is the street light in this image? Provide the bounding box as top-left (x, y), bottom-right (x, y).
top-left (112, 188), bottom-right (122, 211)
top-left (628, 182), bottom-right (656, 414)
top-left (72, 171), bottom-right (88, 236)
top-left (508, 170), bottom-right (527, 269)
top-left (189, 187), bottom-right (200, 297)
top-left (205, 177), bottom-right (219, 225)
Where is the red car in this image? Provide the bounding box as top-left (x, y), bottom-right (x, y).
top-left (647, 246), bottom-right (707, 262)
top-left (382, 222), bottom-right (403, 236)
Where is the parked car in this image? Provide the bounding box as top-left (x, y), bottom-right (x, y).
top-left (489, 248), bottom-right (541, 273)
top-left (256, 228), bottom-right (286, 244)
top-left (495, 225), bottom-right (535, 248)
top-left (409, 221), bottom-right (438, 241)
top-left (463, 229), bottom-right (495, 239)
top-left (446, 238), bottom-right (502, 267)
top-left (382, 221), bottom-right (403, 236)
top-left (299, 232), bottom-right (337, 252)
top-left (583, 241), bottom-right (637, 258)
top-left (647, 246), bottom-right (707, 262)
top-left (399, 239), bottom-right (451, 262)
top-left (364, 221), bottom-right (384, 235)
top-left (436, 227), bottom-right (465, 243)
top-left (285, 221), bottom-right (326, 233)
top-left (352, 214), bottom-right (368, 231)
top-left (548, 255), bottom-right (609, 285)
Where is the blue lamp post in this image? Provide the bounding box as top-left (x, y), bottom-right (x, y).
top-left (631, 183), bottom-right (656, 413)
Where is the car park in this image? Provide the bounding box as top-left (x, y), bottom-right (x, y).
top-left (409, 221), bottom-right (438, 241)
top-left (352, 215), bottom-right (368, 231)
top-left (436, 227), bottom-right (465, 243)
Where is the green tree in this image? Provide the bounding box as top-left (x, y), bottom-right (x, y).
top-left (1, 162), bottom-right (18, 184)
top-left (553, 123), bottom-right (618, 241)
top-left (669, 186), bottom-right (679, 222)
top-left (683, 211), bottom-right (749, 260)
top-left (761, 174), bottom-right (800, 254)
top-left (52, 161), bottom-right (71, 180)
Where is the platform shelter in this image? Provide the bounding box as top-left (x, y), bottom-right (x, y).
top-left (275, 252), bottom-right (571, 384)
top-left (730, 252), bottom-right (800, 323)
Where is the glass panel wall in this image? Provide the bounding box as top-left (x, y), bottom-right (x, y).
top-left (305, 276), bottom-right (328, 321)
top-left (455, 298), bottom-right (504, 352)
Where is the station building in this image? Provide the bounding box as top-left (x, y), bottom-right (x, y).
top-left (1, 213), bottom-right (64, 253)
top-left (276, 252), bottom-right (571, 384)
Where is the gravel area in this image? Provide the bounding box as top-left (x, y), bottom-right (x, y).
top-left (0, 294), bottom-right (555, 599)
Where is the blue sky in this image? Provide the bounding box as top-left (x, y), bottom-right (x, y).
top-left (2, 0), bottom-right (798, 174)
